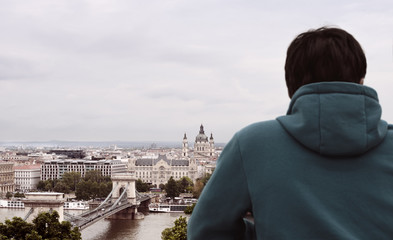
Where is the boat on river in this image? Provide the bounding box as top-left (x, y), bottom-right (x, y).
top-left (64, 201), bottom-right (89, 210)
top-left (0, 200), bottom-right (24, 208)
top-left (149, 203), bottom-right (190, 213)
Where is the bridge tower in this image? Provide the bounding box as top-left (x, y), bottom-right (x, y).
top-left (108, 172), bottom-right (143, 219)
top-left (111, 173), bottom-right (137, 205)
top-left (22, 192), bottom-right (65, 223)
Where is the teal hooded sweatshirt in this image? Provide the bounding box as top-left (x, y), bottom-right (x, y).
top-left (187, 82), bottom-right (393, 239)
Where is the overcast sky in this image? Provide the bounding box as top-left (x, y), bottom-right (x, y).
top-left (0, 0), bottom-right (392, 143)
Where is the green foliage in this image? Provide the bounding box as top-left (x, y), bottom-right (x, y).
top-left (159, 184), bottom-right (166, 191)
top-left (177, 176), bottom-right (194, 194)
top-left (164, 176), bottom-right (194, 199)
top-left (25, 230), bottom-right (43, 240)
top-left (5, 192), bottom-right (12, 200)
top-left (165, 177), bottom-right (180, 199)
top-left (75, 179), bottom-right (112, 200)
top-left (32, 211), bottom-right (81, 240)
top-left (136, 179), bottom-right (151, 192)
top-left (192, 180), bottom-right (204, 199)
top-left (201, 173), bottom-right (212, 185)
top-left (184, 203), bottom-right (196, 214)
top-left (38, 170), bottom-right (111, 200)
top-left (61, 172), bottom-right (81, 191)
top-left (36, 181), bottom-right (46, 191)
top-left (0, 211), bottom-right (82, 240)
top-left (74, 170), bottom-right (112, 200)
top-left (37, 179), bottom-right (57, 192)
top-left (53, 181), bottom-right (70, 194)
top-left (0, 212), bottom-right (80, 240)
top-left (13, 192), bottom-right (25, 198)
top-left (161, 216), bottom-right (188, 240)
top-left (2, 217), bottom-right (33, 240)
top-left (192, 173), bottom-right (212, 198)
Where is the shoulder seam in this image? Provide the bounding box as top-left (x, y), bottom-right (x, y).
top-left (234, 132), bottom-right (253, 212)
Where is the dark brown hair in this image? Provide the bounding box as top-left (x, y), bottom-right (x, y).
top-left (285, 27), bottom-right (367, 98)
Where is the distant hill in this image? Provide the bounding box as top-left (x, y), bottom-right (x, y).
top-left (0, 140), bottom-right (226, 149)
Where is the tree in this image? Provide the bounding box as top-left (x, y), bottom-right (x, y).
top-left (201, 173), bottom-right (212, 185)
top-left (177, 176), bottom-right (193, 193)
top-left (159, 184), bottom-right (166, 191)
top-left (61, 172), bottom-right (81, 191)
top-left (98, 182), bottom-right (111, 198)
top-left (44, 182), bottom-right (53, 192)
top-left (161, 216), bottom-right (187, 240)
top-left (75, 180), bottom-right (90, 200)
top-left (184, 203), bottom-right (196, 214)
top-left (13, 192), bottom-right (25, 198)
top-left (84, 170), bottom-right (103, 183)
top-left (5, 192), bottom-right (12, 200)
top-left (136, 179), bottom-right (150, 192)
top-left (74, 171), bottom-right (112, 200)
top-left (193, 173), bottom-right (213, 198)
top-left (166, 177), bottom-right (180, 199)
top-left (25, 230), bottom-right (43, 240)
top-left (0, 214), bottom-right (76, 240)
top-left (53, 181), bottom-right (70, 194)
top-left (192, 180), bottom-right (204, 199)
top-left (36, 181), bottom-right (46, 191)
top-left (90, 181), bottom-right (99, 199)
top-left (32, 211), bottom-right (81, 240)
top-left (2, 217), bottom-right (33, 240)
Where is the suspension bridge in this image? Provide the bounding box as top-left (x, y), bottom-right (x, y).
top-left (23, 173), bottom-right (151, 230)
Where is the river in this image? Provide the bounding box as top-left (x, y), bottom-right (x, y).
top-left (0, 208), bottom-right (186, 240)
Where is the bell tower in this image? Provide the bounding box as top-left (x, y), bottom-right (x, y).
top-left (182, 133), bottom-right (188, 157)
top-left (209, 133), bottom-right (215, 157)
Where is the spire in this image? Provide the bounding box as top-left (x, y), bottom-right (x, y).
top-left (210, 133), bottom-right (214, 140)
top-left (199, 124), bottom-right (204, 134)
top-left (183, 133), bottom-right (187, 140)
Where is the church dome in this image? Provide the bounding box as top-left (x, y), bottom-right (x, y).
top-left (195, 124), bottom-right (208, 142)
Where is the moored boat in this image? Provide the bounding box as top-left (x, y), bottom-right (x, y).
top-left (64, 201), bottom-right (89, 210)
top-left (0, 199), bottom-right (25, 208)
top-left (149, 203), bottom-right (190, 213)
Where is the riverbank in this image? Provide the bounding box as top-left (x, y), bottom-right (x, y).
top-left (0, 208), bottom-right (186, 240)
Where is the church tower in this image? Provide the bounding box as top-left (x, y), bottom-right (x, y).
top-left (194, 124), bottom-right (211, 160)
top-left (209, 133), bottom-right (215, 157)
top-left (182, 133), bottom-right (188, 157)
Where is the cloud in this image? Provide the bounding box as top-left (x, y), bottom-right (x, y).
top-left (0, 0), bottom-right (392, 142)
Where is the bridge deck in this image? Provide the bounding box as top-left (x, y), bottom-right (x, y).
top-left (64, 193), bottom-right (151, 230)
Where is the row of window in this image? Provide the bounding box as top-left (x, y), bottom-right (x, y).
top-left (0, 176), bottom-right (13, 181)
top-left (136, 171), bottom-right (188, 177)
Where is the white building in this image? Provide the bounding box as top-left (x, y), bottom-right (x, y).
top-left (41, 159), bottom-right (127, 180)
top-left (1, 152), bottom-right (29, 162)
top-left (129, 154), bottom-right (197, 186)
top-left (0, 162), bottom-right (15, 196)
top-left (187, 124), bottom-right (215, 161)
top-left (14, 164), bottom-right (41, 192)
top-left (129, 125), bottom-right (216, 185)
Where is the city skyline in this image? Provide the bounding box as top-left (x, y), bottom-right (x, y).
top-left (0, 1), bottom-right (392, 143)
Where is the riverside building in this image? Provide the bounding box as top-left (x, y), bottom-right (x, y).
top-left (129, 154), bottom-right (198, 186)
top-left (41, 159), bottom-right (127, 180)
top-left (0, 162), bottom-right (15, 196)
top-left (190, 124), bottom-right (215, 160)
top-left (14, 164), bottom-right (41, 191)
top-left (129, 124), bottom-right (216, 185)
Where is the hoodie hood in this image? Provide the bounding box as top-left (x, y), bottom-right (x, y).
top-left (277, 82), bottom-right (388, 157)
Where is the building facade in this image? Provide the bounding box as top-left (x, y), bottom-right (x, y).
top-left (129, 154), bottom-right (197, 186)
top-left (41, 159), bottom-right (127, 180)
top-left (185, 124), bottom-right (215, 161)
top-left (129, 125), bottom-right (216, 186)
top-left (14, 165), bottom-right (41, 192)
top-left (0, 162), bottom-right (15, 195)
